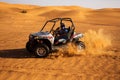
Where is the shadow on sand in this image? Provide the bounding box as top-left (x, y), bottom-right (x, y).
top-left (0, 48), bottom-right (36, 58)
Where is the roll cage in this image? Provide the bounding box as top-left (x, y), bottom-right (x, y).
top-left (40, 18), bottom-right (75, 33)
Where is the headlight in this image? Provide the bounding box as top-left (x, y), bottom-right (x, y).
top-left (34, 36), bottom-right (39, 39)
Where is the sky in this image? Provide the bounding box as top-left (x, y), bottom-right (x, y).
top-left (0, 0), bottom-right (120, 9)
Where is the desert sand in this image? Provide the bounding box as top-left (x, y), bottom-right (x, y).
top-left (0, 2), bottom-right (120, 80)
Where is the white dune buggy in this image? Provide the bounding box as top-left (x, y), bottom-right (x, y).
top-left (26, 18), bottom-right (85, 57)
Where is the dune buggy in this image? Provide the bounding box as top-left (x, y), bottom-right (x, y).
top-left (26, 18), bottom-right (85, 57)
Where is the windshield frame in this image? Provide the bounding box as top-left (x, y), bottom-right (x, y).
top-left (40, 18), bottom-right (75, 33)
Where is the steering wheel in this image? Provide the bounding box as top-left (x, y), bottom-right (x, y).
top-left (52, 27), bottom-right (60, 36)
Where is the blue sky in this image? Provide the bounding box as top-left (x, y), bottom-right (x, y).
top-left (0, 0), bottom-right (120, 9)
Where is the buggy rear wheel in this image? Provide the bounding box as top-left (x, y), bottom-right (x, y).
top-left (75, 41), bottom-right (85, 50)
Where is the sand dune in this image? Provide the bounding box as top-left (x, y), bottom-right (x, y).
top-left (86, 8), bottom-right (120, 26)
top-left (0, 2), bottom-right (38, 9)
top-left (0, 2), bottom-right (120, 80)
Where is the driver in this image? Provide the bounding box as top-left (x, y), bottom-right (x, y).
top-left (59, 23), bottom-right (68, 35)
top-left (54, 23), bottom-right (69, 45)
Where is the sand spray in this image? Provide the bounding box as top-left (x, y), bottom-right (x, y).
top-left (49, 29), bottom-right (112, 58)
top-left (55, 29), bottom-right (112, 57)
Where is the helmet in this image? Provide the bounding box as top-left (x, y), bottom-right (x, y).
top-left (61, 23), bottom-right (65, 29)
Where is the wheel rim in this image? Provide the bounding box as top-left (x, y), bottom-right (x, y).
top-left (77, 44), bottom-right (82, 50)
top-left (36, 47), bottom-right (46, 56)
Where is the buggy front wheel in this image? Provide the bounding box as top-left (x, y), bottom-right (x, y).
top-left (34, 44), bottom-right (50, 58)
top-left (26, 41), bottom-right (33, 52)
